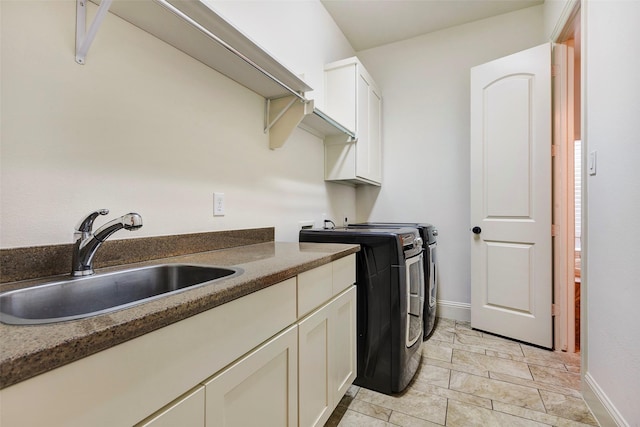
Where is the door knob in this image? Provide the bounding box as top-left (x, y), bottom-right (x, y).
top-left (471, 226), bottom-right (482, 234)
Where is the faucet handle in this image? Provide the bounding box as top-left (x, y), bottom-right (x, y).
top-left (76, 209), bottom-right (109, 234)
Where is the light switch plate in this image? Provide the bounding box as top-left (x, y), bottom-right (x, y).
top-left (589, 151), bottom-right (597, 176)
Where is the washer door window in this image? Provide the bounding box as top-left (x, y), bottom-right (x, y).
top-left (406, 253), bottom-right (425, 347)
top-left (429, 243), bottom-right (437, 309)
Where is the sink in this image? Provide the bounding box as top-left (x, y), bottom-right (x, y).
top-left (0, 264), bottom-right (242, 325)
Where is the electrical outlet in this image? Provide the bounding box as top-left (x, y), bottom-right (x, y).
top-left (298, 220), bottom-right (314, 230)
top-left (213, 193), bottom-right (225, 216)
top-left (343, 215), bottom-right (349, 227)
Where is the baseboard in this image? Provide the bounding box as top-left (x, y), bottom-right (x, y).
top-left (436, 300), bottom-right (471, 322)
top-left (583, 372), bottom-right (629, 427)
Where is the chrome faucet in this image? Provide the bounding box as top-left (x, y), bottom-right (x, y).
top-left (71, 209), bottom-right (143, 276)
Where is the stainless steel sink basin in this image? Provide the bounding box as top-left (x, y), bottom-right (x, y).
top-left (0, 264), bottom-right (242, 325)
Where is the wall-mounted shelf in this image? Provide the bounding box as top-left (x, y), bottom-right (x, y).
top-left (265, 97), bottom-right (356, 149)
top-left (300, 108), bottom-right (356, 140)
top-left (83, 0), bottom-right (354, 147)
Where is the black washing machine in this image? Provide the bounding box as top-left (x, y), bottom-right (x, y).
top-left (299, 226), bottom-right (424, 394)
top-left (350, 223), bottom-right (439, 338)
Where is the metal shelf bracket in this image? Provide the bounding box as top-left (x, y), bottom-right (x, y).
top-left (76, 0), bottom-right (113, 64)
top-left (265, 96), bottom-right (313, 150)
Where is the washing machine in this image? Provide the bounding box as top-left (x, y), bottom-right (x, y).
top-left (299, 226), bottom-right (424, 394)
top-left (351, 222), bottom-right (439, 338)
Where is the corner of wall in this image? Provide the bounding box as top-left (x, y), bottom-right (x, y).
top-left (544, 0), bottom-right (580, 41)
top-left (583, 373), bottom-right (629, 427)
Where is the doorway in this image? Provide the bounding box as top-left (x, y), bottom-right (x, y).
top-left (553, 4), bottom-right (581, 353)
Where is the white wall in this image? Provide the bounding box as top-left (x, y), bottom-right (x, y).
top-left (0, 0), bottom-right (355, 248)
top-left (581, 1), bottom-right (640, 425)
top-left (355, 6), bottom-right (545, 312)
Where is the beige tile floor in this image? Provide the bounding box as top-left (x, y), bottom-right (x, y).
top-left (325, 318), bottom-right (599, 427)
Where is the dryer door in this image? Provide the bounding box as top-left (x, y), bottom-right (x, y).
top-left (405, 253), bottom-right (424, 347)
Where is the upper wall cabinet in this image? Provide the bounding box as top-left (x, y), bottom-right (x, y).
top-left (324, 57), bottom-right (382, 186)
top-left (83, 0), bottom-right (354, 148)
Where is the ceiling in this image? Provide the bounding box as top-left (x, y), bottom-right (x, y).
top-left (320, 0), bottom-right (544, 51)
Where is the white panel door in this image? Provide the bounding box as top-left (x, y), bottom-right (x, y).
top-left (330, 286), bottom-right (357, 402)
top-left (355, 73), bottom-right (371, 179)
top-left (298, 301), bottom-right (332, 427)
top-left (470, 43), bottom-right (552, 348)
top-left (205, 326), bottom-right (298, 427)
top-left (368, 87), bottom-right (382, 183)
top-left (298, 286), bottom-right (356, 427)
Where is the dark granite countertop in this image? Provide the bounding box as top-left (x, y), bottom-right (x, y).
top-left (0, 241), bottom-right (359, 389)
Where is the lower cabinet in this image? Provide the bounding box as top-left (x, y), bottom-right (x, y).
top-left (204, 326), bottom-right (298, 427)
top-left (0, 256), bottom-right (356, 427)
top-left (298, 287), bottom-right (357, 427)
top-left (135, 256), bottom-right (356, 427)
top-left (140, 287), bottom-right (356, 427)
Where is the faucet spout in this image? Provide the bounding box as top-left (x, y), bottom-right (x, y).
top-left (71, 211), bottom-right (143, 276)
top-left (93, 213), bottom-right (143, 241)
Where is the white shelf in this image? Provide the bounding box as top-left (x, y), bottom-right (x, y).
top-left (94, 0), bottom-right (311, 99)
top-left (87, 0), bottom-right (354, 146)
top-left (300, 108), bottom-right (356, 139)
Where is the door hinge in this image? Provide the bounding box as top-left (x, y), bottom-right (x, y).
top-left (551, 224), bottom-right (558, 236)
top-left (551, 304), bottom-right (558, 316)
top-left (551, 64), bottom-right (560, 77)
top-left (551, 145), bottom-right (558, 157)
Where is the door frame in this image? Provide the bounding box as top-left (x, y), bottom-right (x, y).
top-left (552, 0), bottom-right (581, 354)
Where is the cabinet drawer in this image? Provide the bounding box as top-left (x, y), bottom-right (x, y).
top-left (332, 254), bottom-right (356, 295)
top-left (298, 256), bottom-right (356, 318)
top-left (297, 263), bottom-right (333, 317)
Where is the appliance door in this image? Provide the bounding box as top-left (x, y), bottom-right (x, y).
top-left (428, 243), bottom-right (437, 310)
top-left (405, 253), bottom-right (424, 347)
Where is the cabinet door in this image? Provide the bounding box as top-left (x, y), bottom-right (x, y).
top-left (298, 286), bottom-right (357, 427)
top-left (298, 302), bottom-right (332, 427)
top-left (355, 72), bottom-right (382, 184)
top-left (137, 387), bottom-right (205, 427)
top-left (368, 86), bottom-right (382, 184)
top-left (204, 326), bottom-right (298, 427)
top-left (355, 72), bottom-right (371, 179)
top-left (330, 286), bottom-right (357, 401)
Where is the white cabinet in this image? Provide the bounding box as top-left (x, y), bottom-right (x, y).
top-left (298, 287), bottom-right (356, 427)
top-left (0, 257), bottom-right (356, 427)
top-left (0, 279), bottom-right (297, 427)
top-left (205, 326), bottom-right (298, 427)
top-left (297, 254), bottom-right (357, 427)
top-left (324, 57), bottom-right (382, 186)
